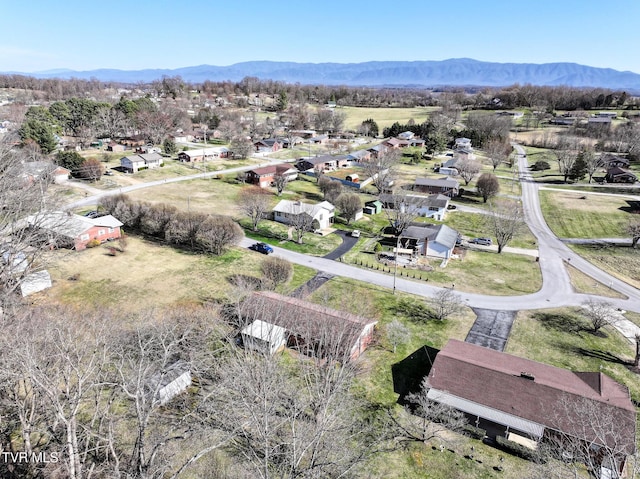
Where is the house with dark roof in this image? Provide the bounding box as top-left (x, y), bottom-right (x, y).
top-left (400, 224), bottom-right (458, 259)
top-left (421, 340), bottom-right (636, 477)
top-left (414, 177), bottom-right (460, 197)
top-left (239, 291), bottom-right (377, 360)
top-left (245, 164), bottom-right (298, 188)
top-left (295, 155), bottom-right (349, 173)
top-left (254, 138), bottom-right (283, 153)
top-left (605, 167), bottom-right (637, 183)
top-left (21, 161), bottom-right (70, 185)
top-left (597, 155), bottom-right (630, 169)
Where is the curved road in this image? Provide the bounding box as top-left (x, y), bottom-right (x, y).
top-left (66, 152), bottom-right (640, 315)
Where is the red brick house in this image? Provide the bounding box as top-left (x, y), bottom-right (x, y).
top-left (422, 340), bottom-right (636, 477)
top-left (245, 164), bottom-right (298, 187)
top-left (253, 138), bottom-right (283, 153)
top-left (414, 177), bottom-right (460, 197)
top-left (27, 212), bottom-right (123, 250)
top-left (239, 291), bottom-right (377, 361)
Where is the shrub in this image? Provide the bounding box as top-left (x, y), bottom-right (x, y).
top-left (531, 160), bottom-right (551, 171)
top-left (462, 424), bottom-right (486, 440)
top-left (86, 239), bottom-right (101, 248)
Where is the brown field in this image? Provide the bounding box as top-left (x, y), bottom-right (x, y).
top-left (36, 236), bottom-right (316, 313)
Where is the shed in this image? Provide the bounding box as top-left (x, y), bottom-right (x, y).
top-left (148, 360), bottom-right (192, 406)
top-left (364, 200), bottom-right (383, 215)
top-left (345, 173), bottom-right (359, 183)
top-left (241, 319), bottom-right (287, 356)
top-left (20, 270), bottom-right (52, 297)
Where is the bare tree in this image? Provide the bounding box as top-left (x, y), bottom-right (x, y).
top-left (580, 298), bottom-right (618, 334)
top-left (545, 394), bottom-right (636, 479)
top-left (555, 148), bottom-right (578, 184)
top-left (485, 199), bottom-right (525, 253)
top-left (335, 192), bottom-right (362, 225)
top-left (195, 215), bottom-right (244, 255)
top-left (260, 256), bottom-right (293, 289)
top-left (476, 172), bottom-right (500, 203)
top-left (362, 148), bottom-right (400, 194)
top-left (386, 319), bottom-right (411, 353)
top-left (626, 218), bottom-right (640, 249)
top-left (318, 176), bottom-right (343, 203)
top-left (78, 157), bottom-right (103, 181)
top-left (290, 209), bottom-right (314, 244)
top-left (484, 138), bottom-right (511, 171)
top-left (581, 148), bottom-right (600, 184)
top-left (272, 172), bottom-right (289, 196)
top-left (455, 158), bottom-right (481, 185)
top-left (0, 134), bottom-right (64, 309)
top-left (391, 378), bottom-right (467, 444)
top-left (383, 190), bottom-right (425, 236)
top-left (239, 187), bottom-right (271, 232)
top-left (430, 289), bottom-right (464, 321)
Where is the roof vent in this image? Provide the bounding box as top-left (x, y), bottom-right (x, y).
top-left (520, 372), bottom-right (535, 381)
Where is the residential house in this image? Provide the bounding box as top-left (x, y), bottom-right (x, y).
top-left (272, 200), bottom-right (335, 231)
top-left (21, 161), bottom-right (70, 185)
top-left (549, 117), bottom-right (577, 126)
top-left (26, 211), bottom-right (123, 250)
top-left (383, 138), bottom-right (402, 149)
top-left (241, 319), bottom-right (287, 356)
top-left (400, 224), bottom-right (458, 259)
top-left (596, 112), bottom-right (618, 119)
top-left (177, 147), bottom-right (226, 162)
top-left (605, 167), bottom-right (637, 183)
top-left (309, 134), bottom-right (329, 144)
top-left (254, 138), bottom-right (283, 153)
top-left (414, 177), bottom-right (460, 197)
top-left (245, 164), bottom-right (299, 188)
top-left (295, 155), bottom-right (349, 173)
top-left (453, 146), bottom-right (476, 162)
top-left (588, 117), bottom-right (612, 126)
top-left (380, 193), bottom-right (450, 221)
top-left (107, 142), bottom-right (126, 153)
top-left (239, 291), bottom-right (378, 360)
top-left (147, 360), bottom-right (192, 406)
top-left (347, 149), bottom-right (372, 163)
top-left (120, 153), bottom-right (164, 173)
top-left (120, 135), bottom-right (146, 148)
top-left (597, 155), bottom-right (630, 169)
top-left (398, 131), bottom-right (415, 140)
top-left (419, 339), bottom-right (636, 477)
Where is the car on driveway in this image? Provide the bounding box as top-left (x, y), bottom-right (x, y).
top-left (249, 242), bottom-right (274, 254)
top-left (351, 230), bottom-right (361, 238)
top-left (470, 237), bottom-right (492, 246)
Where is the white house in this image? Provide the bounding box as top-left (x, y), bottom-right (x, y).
top-left (241, 319), bottom-right (287, 356)
top-left (454, 137), bottom-right (472, 149)
top-left (398, 131), bottom-right (415, 140)
top-left (272, 200), bottom-right (335, 231)
top-left (401, 224), bottom-right (459, 259)
top-left (120, 153), bottom-right (164, 173)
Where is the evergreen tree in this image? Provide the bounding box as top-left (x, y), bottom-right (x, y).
top-left (568, 154), bottom-right (588, 182)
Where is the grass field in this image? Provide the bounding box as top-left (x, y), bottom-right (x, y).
top-left (539, 189), bottom-right (632, 238)
top-left (340, 106), bottom-right (438, 131)
top-left (506, 308), bottom-right (640, 402)
top-left (565, 263), bottom-right (628, 298)
top-left (569, 244), bottom-right (640, 290)
top-left (38, 236), bottom-right (317, 312)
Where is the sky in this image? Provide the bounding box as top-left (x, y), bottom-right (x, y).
top-left (2, 0), bottom-right (640, 74)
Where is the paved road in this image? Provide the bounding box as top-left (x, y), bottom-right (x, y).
top-left (323, 230), bottom-right (359, 260)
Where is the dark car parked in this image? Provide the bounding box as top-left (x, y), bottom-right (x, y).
top-left (249, 242), bottom-right (274, 254)
top-left (470, 237), bottom-right (492, 246)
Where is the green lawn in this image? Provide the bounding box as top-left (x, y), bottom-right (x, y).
top-left (539, 189), bottom-right (632, 238)
top-left (506, 308), bottom-right (640, 402)
top-left (444, 211), bottom-right (537, 249)
top-left (569, 244), bottom-right (640, 290)
top-left (340, 106), bottom-right (438, 131)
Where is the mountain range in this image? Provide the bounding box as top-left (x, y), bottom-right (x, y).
top-left (5, 58), bottom-right (640, 90)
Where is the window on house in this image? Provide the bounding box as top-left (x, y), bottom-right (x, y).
top-left (98, 229), bottom-right (105, 236)
top-left (108, 228), bottom-right (114, 233)
top-left (80, 234), bottom-right (90, 241)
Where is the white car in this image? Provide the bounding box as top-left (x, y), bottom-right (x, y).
top-left (351, 230), bottom-right (361, 238)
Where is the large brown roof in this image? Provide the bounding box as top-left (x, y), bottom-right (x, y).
top-left (240, 291), bottom-right (376, 358)
top-left (427, 340), bottom-right (635, 452)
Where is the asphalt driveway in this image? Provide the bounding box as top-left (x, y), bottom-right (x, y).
top-left (323, 230), bottom-right (359, 260)
top-left (465, 308), bottom-right (518, 351)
